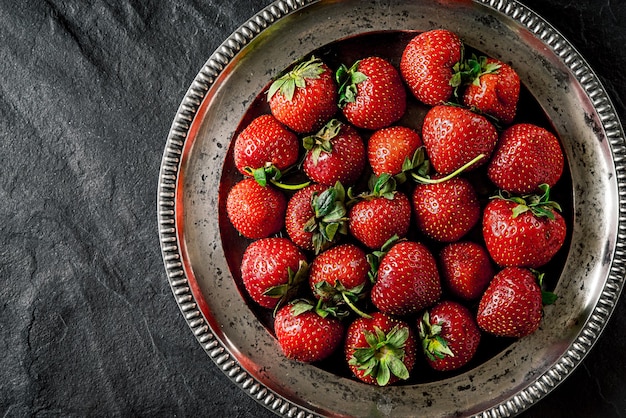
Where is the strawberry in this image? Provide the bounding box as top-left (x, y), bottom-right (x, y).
top-left (476, 267), bottom-right (544, 337)
top-left (233, 114), bottom-right (300, 177)
top-left (412, 177), bottom-right (480, 243)
top-left (226, 178), bottom-right (287, 239)
top-left (482, 185), bottom-right (567, 268)
top-left (370, 240), bottom-right (441, 316)
top-left (308, 243), bottom-right (370, 316)
top-left (421, 104), bottom-right (498, 175)
top-left (461, 56), bottom-right (520, 124)
top-left (367, 126), bottom-right (423, 177)
top-left (400, 29), bottom-right (463, 106)
top-left (240, 237), bottom-right (308, 310)
top-left (336, 56), bottom-right (406, 130)
top-left (439, 241), bottom-right (495, 301)
top-left (418, 300), bottom-right (481, 371)
top-left (487, 123), bottom-right (564, 194)
top-left (268, 56), bottom-right (338, 134)
top-left (285, 182), bottom-right (348, 254)
top-left (302, 119), bottom-right (366, 186)
top-left (344, 312), bottom-right (417, 386)
top-left (274, 300), bottom-right (345, 362)
top-left (348, 174), bottom-right (411, 249)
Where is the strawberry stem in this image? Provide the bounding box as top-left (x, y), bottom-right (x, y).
top-left (244, 165), bottom-right (310, 190)
top-left (411, 153), bottom-right (485, 184)
top-left (341, 291), bottom-right (372, 319)
top-left (269, 178), bottom-right (310, 191)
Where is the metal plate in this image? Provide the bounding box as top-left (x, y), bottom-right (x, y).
top-left (158, 0), bottom-right (626, 416)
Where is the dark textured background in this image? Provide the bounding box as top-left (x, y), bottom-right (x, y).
top-left (1, 0), bottom-right (625, 417)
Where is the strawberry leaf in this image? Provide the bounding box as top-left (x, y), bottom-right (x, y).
top-left (542, 290), bottom-right (558, 306)
top-left (307, 182), bottom-right (349, 254)
top-left (264, 260), bottom-right (310, 315)
top-left (267, 56), bottom-right (325, 102)
top-left (336, 61), bottom-right (368, 108)
top-left (289, 299), bottom-right (315, 316)
top-left (386, 355), bottom-right (409, 381)
top-left (350, 324), bottom-right (410, 386)
top-left (303, 119), bottom-right (343, 165)
top-left (494, 184), bottom-right (562, 220)
top-left (418, 311), bottom-right (454, 361)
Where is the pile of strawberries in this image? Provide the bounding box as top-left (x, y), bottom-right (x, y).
top-left (224, 29), bottom-right (567, 386)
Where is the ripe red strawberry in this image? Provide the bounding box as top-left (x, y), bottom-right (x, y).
top-left (309, 244), bottom-right (370, 314)
top-left (439, 241), bottom-right (494, 300)
top-left (482, 185), bottom-right (567, 268)
top-left (488, 123), bottom-right (564, 194)
top-left (240, 237), bottom-right (308, 309)
top-left (233, 114), bottom-right (299, 176)
top-left (476, 267), bottom-right (543, 337)
top-left (418, 300), bottom-right (481, 371)
top-left (336, 56), bottom-right (406, 130)
top-left (421, 105), bottom-right (498, 175)
top-left (285, 183), bottom-right (348, 254)
top-left (226, 178), bottom-right (287, 239)
top-left (302, 119), bottom-right (366, 186)
top-left (370, 240), bottom-right (441, 316)
top-left (412, 177), bottom-right (480, 243)
top-left (274, 300), bottom-right (344, 363)
top-left (462, 56), bottom-right (520, 124)
top-left (367, 126), bottom-right (423, 177)
top-left (400, 29), bottom-right (463, 106)
top-left (344, 312), bottom-right (417, 386)
top-left (268, 56), bottom-right (338, 133)
top-left (348, 175), bottom-right (411, 249)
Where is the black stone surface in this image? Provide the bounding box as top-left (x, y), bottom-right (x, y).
top-left (1, 1), bottom-right (625, 417)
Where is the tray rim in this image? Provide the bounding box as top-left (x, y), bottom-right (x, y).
top-left (157, 0), bottom-right (626, 416)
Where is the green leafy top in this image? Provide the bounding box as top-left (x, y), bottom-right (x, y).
top-left (304, 182), bottom-right (349, 254)
top-left (450, 53), bottom-right (501, 97)
top-left (243, 163), bottom-right (310, 191)
top-left (267, 56), bottom-right (326, 102)
top-left (288, 297), bottom-right (348, 320)
top-left (335, 61), bottom-right (368, 108)
top-left (263, 260), bottom-right (310, 316)
top-left (302, 119), bottom-right (343, 164)
top-left (493, 183), bottom-right (562, 220)
top-left (418, 311), bottom-right (454, 362)
top-left (348, 325), bottom-right (411, 386)
top-left (366, 234), bottom-right (400, 284)
top-left (531, 269), bottom-right (559, 306)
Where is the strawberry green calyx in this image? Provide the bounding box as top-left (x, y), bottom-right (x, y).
top-left (303, 119), bottom-right (343, 164)
top-left (305, 182), bottom-right (349, 254)
top-left (268, 56), bottom-right (326, 102)
top-left (313, 280), bottom-right (370, 319)
top-left (347, 172), bottom-right (398, 207)
top-left (336, 61), bottom-right (368, 108)
top-left (244, 163), bottom-right (310, 191)
top-left (349, 325), bottom-right (411, 386)
top-left (531, 269), bottom-right (558, 306)
top-left (493, 183), bottom-right (562, 220)
top-left (366, 234), bottom-right (400, 283)
top-left (418, 311), bottom-right (454, 362)
top-left (264, 260), bottom-right (310, 315)
top-left (450, 53), bottom-right (501, 97)
top-left (289, 297), bottom-right (349, 320)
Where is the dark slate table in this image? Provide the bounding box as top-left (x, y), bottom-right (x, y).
top-left (2, 1), bottom-right (625, 417)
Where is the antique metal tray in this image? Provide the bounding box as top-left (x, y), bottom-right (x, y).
top-left (158, 0), bottom-right (626, 416)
